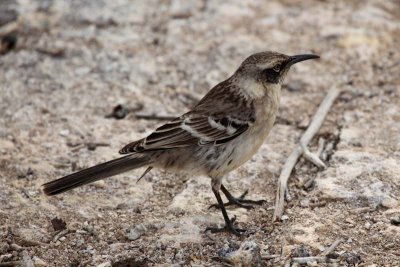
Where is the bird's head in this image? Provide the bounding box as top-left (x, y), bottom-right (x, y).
top-left (235, 51), bottom-right (319, 85)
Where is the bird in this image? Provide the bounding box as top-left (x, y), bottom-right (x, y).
top-left (43, 51), bottom-right (319, 236)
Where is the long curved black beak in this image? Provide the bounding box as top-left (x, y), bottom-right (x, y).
top-left (288, 54), bottom-right (320, 66)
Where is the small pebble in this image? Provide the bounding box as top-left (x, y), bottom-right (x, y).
top-left (292, 244), bottom-right (312, 258)
top-left (105, 104), bottom-right (130, 120)
top-left (0, 242), bottom-right (9, 254)
top-left (74, 66), bottom-right (91, 76)
top-left (51, 217), bottom-right (67, 231)
top-left (390, 216), bottom-right (400, 226)
top-left (124, 224), bottom-right (147, 241)
top-left (219, 240), bottom-right (261, 267)
top-left (281, 214), bottom-right (289, 220)
top-left (33, 256), bottom-right (47, 267)
top-left (59, 129), bottom-right (70, 137)
top-left (381, 197), bottom-right (398, 208)
top-left (76, 239), bottom-right (84, 247)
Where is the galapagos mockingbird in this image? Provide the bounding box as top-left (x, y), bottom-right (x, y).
top-left (43, 51), bottom-right (319, 236)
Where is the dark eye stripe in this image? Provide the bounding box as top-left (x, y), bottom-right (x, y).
top-left (263, 68), bottom-right (279, 84)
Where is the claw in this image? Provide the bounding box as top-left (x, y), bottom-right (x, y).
top-left (205, 217), bottom-right (246, 236)
top-left (238, 189), bottom-right (249, 200)
top-left (208, 203), bottom-right (219, 210)
top-left (209, 188), bottom-right (265, 210)
top-left (207, 185), bottom-right (259, 236)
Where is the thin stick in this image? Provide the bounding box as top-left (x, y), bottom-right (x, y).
top-left (349, 207), bottom-right (375, 214)
top-left (316, 137), bottom-right (325, 156)
top-left (303, 176), bottom-right (315, 189)
top-left (261, 254), bottom-right (280, 260)
top-left (301, 144), bottom-right (326, 168)
top-left (52, 229), bottom-right (69, 243)
top-left (273, 86), bottom-right (341, 221)
top-left (309, 201), bottom-right (326, 209)
top-left (321, 238), bottom-right (343, 256)
top-left (292, 256), bottom-right (327, 264)
top-left (36, 47), bottom-right (65, 57)
top-left (9, 244), bottom-right (22, 251)
top-left (135, 113), bottom-right (177, 121)
top-left (0, 21), bottom-right (18, 37)
top-left (0, 262), bottom-right (21, 267)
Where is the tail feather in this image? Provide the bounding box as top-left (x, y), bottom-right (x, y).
top-left (43, 154), bottom-right (151, 196)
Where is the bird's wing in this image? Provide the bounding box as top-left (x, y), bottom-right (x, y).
top-left (120, 82), bottom-right (256, 154)
top-left (119, 114), bottom-right (251, 153)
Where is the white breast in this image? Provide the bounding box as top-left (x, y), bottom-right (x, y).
top-left (207, 85), bottom-right (281, 178)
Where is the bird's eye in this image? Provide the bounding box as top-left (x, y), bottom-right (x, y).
top-left (272, 64), bottom-right (281, 72)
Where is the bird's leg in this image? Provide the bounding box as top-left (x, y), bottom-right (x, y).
top-left (206, 186), bottom-right (246, 236)
top-left (209, 184), bottom-right (265, 210)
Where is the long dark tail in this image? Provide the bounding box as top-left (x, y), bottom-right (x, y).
top-left (43, 154), bottom-right (152, 196)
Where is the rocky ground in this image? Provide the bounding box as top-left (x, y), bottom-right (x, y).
top-left (0, 0), bottom-right (399, 266)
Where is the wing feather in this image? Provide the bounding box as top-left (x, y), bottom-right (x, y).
top-left (119, 81), bottom-right (256, 154)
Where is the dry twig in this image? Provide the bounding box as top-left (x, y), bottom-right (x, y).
top-left (321, 238), bottom-right (344, 256)
top-left (349, 207), bottom-right (376, 214)
top-left (277, 239), bottom-right (344, 266)
top-left (302, 177), bottom-right (315, 189)
top-left (36, 47), bottom-right (65, 57)
top-left (301, 144), bottom-right (326, 168)
top-left (309, 201), bottom-right (327, 209)
top-left (261, 254), bottom-right (280, 260)
top-left (135, 113), bottom-right (177, 121)
top-left (316, 137), bottom-right (325, 156)
top-left (0, 21), bottom-right (18, 37)
top-left (68, 142), bottom-right (110, 152)
top-left (0, 261), bottom-right (21, 267)
top-left (52, 229), bottom-right (69, 243)
top-left (292, 256), bottom-right (327, 264)
top-left (273, 86), bottom-right (341, 221)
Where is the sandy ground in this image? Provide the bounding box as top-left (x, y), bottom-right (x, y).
top-left (0, 0), bottom-right (399, 266)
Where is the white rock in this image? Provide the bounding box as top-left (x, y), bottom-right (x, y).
top-left (59, 129), bottom-right (70, 136)
top-left (170, 0), bottom-right (199, 18)
top-left (381, 197), bottom-right (399, 209)
top-left (124, 221), bottom-right (164, 241)
top-left (220, 240), bottom-right (262, 267)
top-left (21, 251), bottom-right (35, 267)
top-left (33, 256), bottom-right (47, 267)
top-left (315, 149), bottom-right (400, 206)
top-left (124, 224), bottom-right (147, 241)
top-left (97, 262), bottom-right (112, 267)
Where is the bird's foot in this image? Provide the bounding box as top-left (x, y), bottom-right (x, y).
top-left (205, 216), bottom-right (246, 236)
top-left (209, 190), bottom-right (266, 210)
